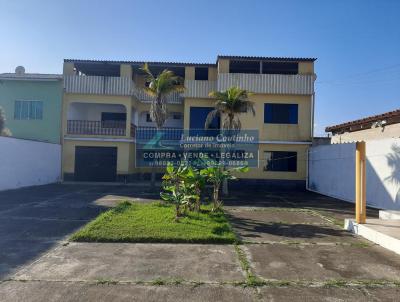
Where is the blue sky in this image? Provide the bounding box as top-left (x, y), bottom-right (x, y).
top-left (1, 0), bottom-right (399, 135)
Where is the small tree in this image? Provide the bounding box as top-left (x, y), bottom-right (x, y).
top-left (160, 163), bottom-right (195, 221)
top-left (0, 106), bottom-right (11, 136)
top-left (140, 64), bottom-right (185, 187)
top-left (184, 166), bottom-right (206, 212)
top-left (201, 165), bottom-right (249, 211)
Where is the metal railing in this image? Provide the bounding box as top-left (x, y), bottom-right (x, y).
top-left (64, 75), bottom-right (183, 103)
top-left (131, 81), bottom-right (183, 104)
top-left (135, 126), bottom-right (183, 140)
top-left (184, 80), bottom-right (217, 98)
top-left (67, 120), bottom-right (126, 136)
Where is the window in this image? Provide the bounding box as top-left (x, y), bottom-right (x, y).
top-left (264, 151), bottom-right (297, 172)
top-left (262, 62), bottom-right (298, 75)
top-left (264, 103), bottom-right (298, 124)
top-left (189, 107), bottom-right (220, 129)
top-left (146, 113), bottom-right (152, 122)
top-left (229, 60), bottom-right (260, 74)
top-left (14, 100), bottom-right (43, 120)
top-left (195, 67), bottom-right (208, 80)
top-left (171, 112), bottom-right (182, 120)
top-left (101, 112), bottom-right (126, 122)
top-left (101, 112), bottom-right (126, 128)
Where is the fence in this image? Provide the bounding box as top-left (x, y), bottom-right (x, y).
top-left (308, 138), bottom-right (400, 210)
top-left (0, 137), bottom-right (61, 191)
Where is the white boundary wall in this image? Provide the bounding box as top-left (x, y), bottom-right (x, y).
top-left (309, 138), bottom-right (400, 210)
top-left (0, 137), bottom-right (61, 191)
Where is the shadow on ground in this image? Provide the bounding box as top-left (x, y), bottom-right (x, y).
top-left (0, 183), bottom-right (160, 279)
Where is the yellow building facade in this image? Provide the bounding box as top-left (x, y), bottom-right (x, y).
top-left (61, 56), bottom-right (316, 184)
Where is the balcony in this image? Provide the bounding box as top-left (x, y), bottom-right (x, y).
top-left (184, 80), bottom-right (217, 98)
top-left (64, 75), bottom-right (132, 96)
top-left (132, 82), bottom-right (183, 104)
top-left (67, 120), bottom-right (128, 136)
top-left (64, 75), bottom-right (183, 104)
top-left (217, 73), bottom-right (316, 95)
top-left (136, 127), bottom-right (183, 140)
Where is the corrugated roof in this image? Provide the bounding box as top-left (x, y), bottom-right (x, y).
top-left (64, 59), bottom-right (216, 67)
top-left (325, 108), bottom-right (400, 133)
top-left (0, 73), bottom-right (62, 81)
top-left (65, 55), bottom-right (317, 66)
top-left (217, 55), bottom-right (317, 62)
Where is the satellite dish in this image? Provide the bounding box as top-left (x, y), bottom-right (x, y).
top-left (15, 66), bottom-right (25, 75)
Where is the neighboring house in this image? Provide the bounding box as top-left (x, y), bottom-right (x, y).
top-left (62, 56), bottom-right (316, 183)
top-left (326, 109), bottom-right (400, 143)
top-left (0, 67), bottom-right (62, 143)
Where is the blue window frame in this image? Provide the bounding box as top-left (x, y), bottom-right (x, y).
top-left (189, 107), bottom-right (220, 129)
top-left (14, 100), bottom-right (43, 120)
top-left (264, 103), bottom-right (298, 124)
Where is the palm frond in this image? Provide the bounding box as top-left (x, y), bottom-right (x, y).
top-left (205, 109), bottom-right (220, 129)
top-left (208, 86), bottom-right (254, 130)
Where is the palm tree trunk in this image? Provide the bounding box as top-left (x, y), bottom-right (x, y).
top-left (222, 179), bottom-right (229, 195)
top-left (222, 117), bottom-right (234, 196)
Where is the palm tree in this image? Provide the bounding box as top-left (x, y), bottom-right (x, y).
top-left (205, 86), bottom-right (255, 194)
top-left (141, 63), bottom-right (184, 129)
top-left (140, 63), bottom-right (185, 187)
top-left (205, 86), bottom-right (255, 130)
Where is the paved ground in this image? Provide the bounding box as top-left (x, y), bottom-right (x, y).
top-left (1, 184), bottom-right (400, 301)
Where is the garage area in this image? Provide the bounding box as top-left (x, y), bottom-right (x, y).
top-left (74, 146), bottom-right (117, 182)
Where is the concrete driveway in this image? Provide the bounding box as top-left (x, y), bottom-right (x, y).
top-left (1, 184), bottom-right (400, 301)
top-left (0, 183), bottom-right (159, 279)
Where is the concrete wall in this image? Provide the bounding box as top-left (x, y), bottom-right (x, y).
top-left (309, 138), bottom-right (400, 210)
top-left (0, 137), bottom-right (61, 191)
top-left (331, 123), bottom-right (400, 143)
top-left (308, 143), bottom-right (356, 202)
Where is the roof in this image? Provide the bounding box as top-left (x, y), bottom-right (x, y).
top-left (65, 55), bottom-right (317, 66)
top-left (217, 55), bottom-right (317, 62)
top-left (0, 73), bottom-right (62, 81)
top-left (325, 108), bottom-right (400, 134)
top-left (64, 59), bottom-right (216, 67)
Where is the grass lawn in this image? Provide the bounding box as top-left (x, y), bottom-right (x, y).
top-left (70, 201), bottom-right (237, 244)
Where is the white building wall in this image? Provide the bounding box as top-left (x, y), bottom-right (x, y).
top-left (308, 143), bottom-right (356, 202)
top-left (67, 103), bottom-right (126, 120)
top-left (0, 137), bottom-right (61, 191)
top-left (309, 138), bottom-right (400, 210)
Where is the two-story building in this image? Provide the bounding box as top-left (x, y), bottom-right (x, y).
top-left (62, 55), bottom-right (316, 184)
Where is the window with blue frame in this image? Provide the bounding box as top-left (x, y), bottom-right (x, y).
top-left (14, 100), bottom-right (43, 120)
top-left (264, 103), bottom-right (298, 124)
top-left (264, 151), bottom-right (297, 172)
top-left (189, 107), bottom-right (220, 129)
top-left (189, 107), bottom-right (220, 136)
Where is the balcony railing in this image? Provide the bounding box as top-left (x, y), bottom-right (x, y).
top-left (64, 75), bottom-right (132, 96)
top-left (64, 75), bottom-right (183, 104)
top-left (66, 121), bottom-right (183, 140)
top-left (217, 73), bottom-right (316, 95)
top-left (67, 120), bottom-right (127, 136)
top-left (135, 127), bottom-right (183, 140)
top-left (184, 80), bottom-right (217, 98)
top-left (131, 81), bottom-right (183, 104)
